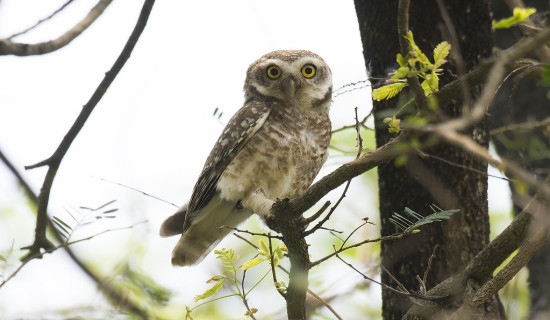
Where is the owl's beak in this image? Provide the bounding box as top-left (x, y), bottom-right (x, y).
top-left (282, 76), bottom-right (299, 104)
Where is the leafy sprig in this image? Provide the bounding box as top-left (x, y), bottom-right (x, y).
top-left (372, 31), bottom-right (451, 102)
top-left (187, 240), bottom-right (287, 319)
top-left (492, 7), bottom-right (536, 29)
top-left (390, 205), bottom-right (459, 233)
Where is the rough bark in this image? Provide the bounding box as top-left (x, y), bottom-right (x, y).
top-left (353, 1), bottom-right (504, 318)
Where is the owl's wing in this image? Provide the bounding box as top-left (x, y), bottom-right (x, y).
top-left (184, 102), bottom-right (271, 230)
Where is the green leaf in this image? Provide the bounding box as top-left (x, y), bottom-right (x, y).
top-left (405, 30), bottom-right (421, 55)
top-left (391, 66), bottom-right (410, 80)
top-left (372, 82), bottom-right (408, 101)
top-left (433, 41), bottom-right (451, 67)
top-left (52, 216), bottom-right (71, 237)
top-left (206, 275), bottom-right (225, 283)
top-left (242, 257), bottom-right (266, 271)
top-left (421, 72), bottom-right (439, 96)
top-left (258, 239), bottom-right (269, 255)
top-left (390, 205), bottom-right (459, 233)
top-left (397, 53), bottom-right (407, 67)
top-left (492, 7), bottom-right (536, 29)
top-left (194, 280), bottom-right (224, 302)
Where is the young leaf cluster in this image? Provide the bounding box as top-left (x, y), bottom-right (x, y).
top-left (372, 31), bottom-right (451, 102)
top-left (492, 7), bottom-right (536, 29)
top-left (390, 205), bottom-right (459, 234)
top-left (188, 240), bottom-right (287, 319)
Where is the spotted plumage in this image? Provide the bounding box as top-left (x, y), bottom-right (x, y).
top-left (160, 50), bottom-right (333, 266)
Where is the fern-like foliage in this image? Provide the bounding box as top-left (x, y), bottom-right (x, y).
top-left (52, 199), bottom-right (119, 242)
top-left (390, 205), bottom-right (459, 233)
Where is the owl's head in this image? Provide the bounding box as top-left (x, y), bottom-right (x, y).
top-left (244, 50), bottom-right (332, 112)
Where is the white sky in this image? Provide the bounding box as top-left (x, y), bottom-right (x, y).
top-left (0, 0), bottom-right (511, 318)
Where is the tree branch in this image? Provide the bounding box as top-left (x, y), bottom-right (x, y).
top-left (6, 0), bottom-right (76, 40)
top-left (0, 0), bottom-right (113, 56)
top-left (404, 176), bottom-right (550, 319)
top-left (21, 0), bottom-right (155, 263)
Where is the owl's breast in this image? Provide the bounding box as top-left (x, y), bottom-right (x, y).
top-left (216, 107), bottom-right (331, 203)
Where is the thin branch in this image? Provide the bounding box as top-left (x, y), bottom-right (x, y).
top-left (420, 151), bottom-right (512, 182)
top-left (310, 233), bottom-right (406, 268)
top-left (22, 0), bottom-right (156, 261)
top-left (96, 177), bottom-right (179, 208)
top-left (490, 115), bottom-right (550, 135)
top-left (336, 253), bottom-right (445, 301)
top-left (233, 233), bottom-right (343, 320)
top-left (435, 128), bottom-right (550, 200)
top-left (6, 0), bottom-right (76, 40)
top-left (331, 110), bottom-right (373, 135)
top-left (436, 27), bottom-right (550, 132)
top-left (0, 0), bottom-right (113, 56)
top-left (304, 109), bottom-right (365, 235)
top-left (0, 149), bottom-right (38, 203)
top-left (268, 235), bottom-right (286, 299)
top-left (0, 149), bottom-right (150, 317)
top-left (0, 221), bottom-right (145, 289)
top-left (222, 226), bottom-right (282, 240)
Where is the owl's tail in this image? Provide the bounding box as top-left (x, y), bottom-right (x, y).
top-left (162, 196), bottom-right (252, 266)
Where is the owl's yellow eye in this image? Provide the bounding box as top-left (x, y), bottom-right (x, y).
top-left (301, 64), bottom-right (316, 78)
top-left (266, 65), bottom-right (281, 79)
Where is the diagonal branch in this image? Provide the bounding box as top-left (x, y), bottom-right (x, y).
top-left (21, 0), bottom-right (155, 261)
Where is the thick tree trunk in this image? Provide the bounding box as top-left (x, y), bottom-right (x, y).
top-left (354, 1), bottom-right (504, 318)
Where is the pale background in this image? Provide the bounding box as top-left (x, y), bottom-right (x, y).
top-left (0, 0), bottom-right (511, 319)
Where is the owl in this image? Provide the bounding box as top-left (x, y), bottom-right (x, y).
top-left (160, 50), bottom-right (333, 266)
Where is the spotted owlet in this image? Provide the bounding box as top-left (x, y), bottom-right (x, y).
top-left (160, 50), bottom-right (332, 266)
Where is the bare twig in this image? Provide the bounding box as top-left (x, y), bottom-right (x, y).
top-left (0, 0), bottom-right (113, 56)
top-left (22, 0), bottom-right (156, 262)
top-left (222, 226), bottom-right (282, 240)
top-left (310, 233), bottom-right (406, 268)
top-left (490, 115), bottom-right (550, 135)
top-left (0, 220), bottom-right (146, 289)
top-left (0, 149), bottom-right (150, 318)
top-left (97, 177), bottom-right (179, 208)
top-left (304, 110), bottom-right (364, 235)
top-left (6, 0), bottom-right (76, 40)
top-left (436, 27), bottom-right (550, 132)
top-left (435, 128), bottom-right (550, 200)
top-left (336, 253), bottom-right (445, 301)
top-left (331, 109), bottom-right (374, 134)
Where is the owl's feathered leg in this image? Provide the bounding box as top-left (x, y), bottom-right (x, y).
top-left (169, 195), bottom-right (252, 266)
top-left (241, 189), bottom-right (275, 217)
